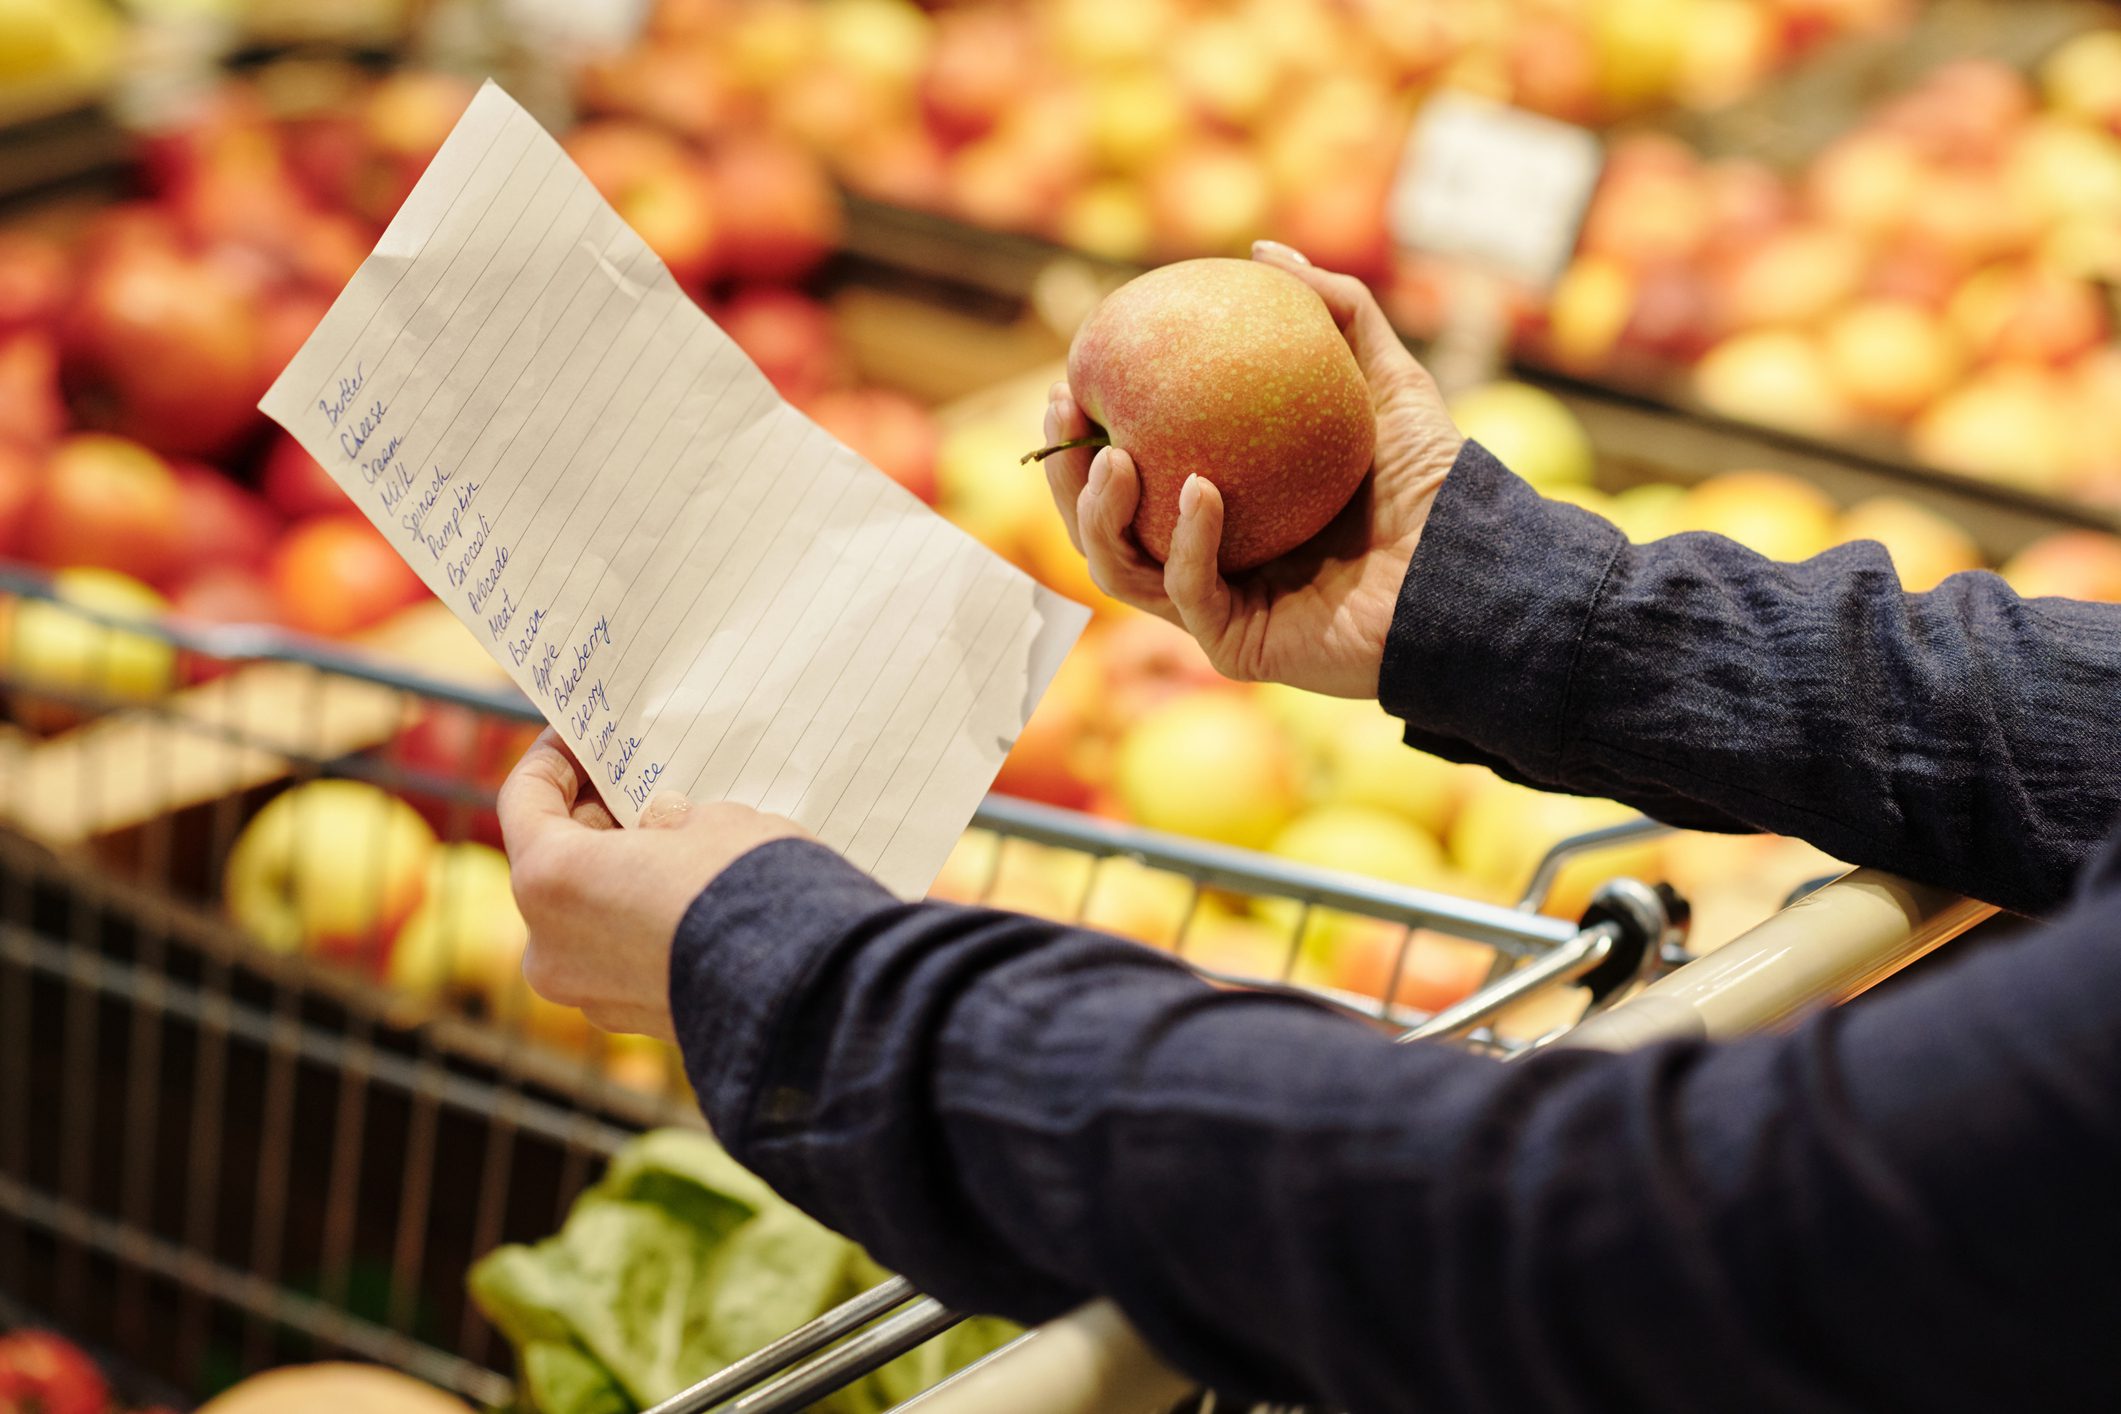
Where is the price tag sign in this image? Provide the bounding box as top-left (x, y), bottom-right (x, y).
top-left (1389, 93), bottom-right (1604, 293)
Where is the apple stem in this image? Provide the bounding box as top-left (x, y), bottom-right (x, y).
top-left (1019, 435), bottom-right (1110, 465)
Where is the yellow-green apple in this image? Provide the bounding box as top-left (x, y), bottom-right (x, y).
top-left (2, 566), bottom-right (175, 708)
top-left (386, 841), bottom-right (525, 1000)
top-left (223, 779), bottom-right (437, 965)
top-left (1055, 258), bottom-right (1373, 570)
top-left (1545, 255), bottom-right (1637, 370)
top-left (1080, 855), bottom-right (1196, 948)
top-left (1088, 69), bottom-right (1190, 174)
top-left (1804, 129), bottom-right (1925, 244)
top-left (1676, 0), bottom-right (1777, 110)
top-left (30, 434), bottom-right (184, 583)
top-left (1948, 264), bottom-right (2108, 367)
top-left (1590, 0), bottom-right (1689, 110)
top-left (1609, 482), bottom-right (1688, 542)
top-left (1447, 382), bottom-right (1595, 490)
top-left (1910, 367), bottom-right (2076, 492)
top-left (1114, 690), bottom-right (1299, 848)
top-left (1049, 0), bottom-right (1177, 68)
top-left (1693, 329), bottom-right (1853, 437)
top-left (936, 419), bottom-right (1052, 563)
top-left (1999, 530), bottom-right (2121, 603)
top-left (817, 0), bottom-right (932, 89)
top-left (1144, 143), bottom-right (1272, 257)
top-left (1721, 223), bottom-right (1865, 329)
top-left (1262, 802), bottom-right (1454, 953)
top-left (1449, 777), bottom-right (1655, 920)
top-left (1673, 468), bottom-right (1840, 561)
top-left (2004, 118), bottom-right (2121, 228)
top-left (1179, 901), bottom-right (1298, 983)
top-left (1318, 709), bottom-right (1483, 838)
top-left (1059, 180), bottom-right (1155, 263)
top-left (1835, 495), bottom-right (1982, 592)
top-left (1820, 299), bottom-right (1965, 421)
top-left (2041, 28), bottom-right (2121, 134)
top-left (1170, 16), bottom-right (1283, 130)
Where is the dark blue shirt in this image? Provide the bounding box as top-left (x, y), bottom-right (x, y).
top-left (671, 443), bottom-right (2121, 1412)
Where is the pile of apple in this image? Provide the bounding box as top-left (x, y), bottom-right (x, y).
top-left (577, 0), bottom-right (1914, 270)
top-left (1520, 37), bottom-right (2121, 503)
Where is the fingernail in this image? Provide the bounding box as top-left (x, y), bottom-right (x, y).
top-left (1087, 447), bottom-right (1111, 497)
top-left (1252, 239), bottom-right (1311, 267)
top-left (639, 790), bottom-right (694, 828)
top-left (1179, 474), bottom-right (1204, 517)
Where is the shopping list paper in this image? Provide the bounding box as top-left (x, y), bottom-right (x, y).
top-left (260, 82), bottom-right (1087, 898)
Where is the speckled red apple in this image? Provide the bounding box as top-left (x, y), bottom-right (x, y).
top-left (1056, 258), bottom-right (1374, 573)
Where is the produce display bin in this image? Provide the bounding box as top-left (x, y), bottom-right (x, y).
top-left (0, 577), bottom-right (1996, 1410)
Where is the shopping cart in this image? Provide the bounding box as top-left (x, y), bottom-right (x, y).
top-left (0, 574), bottom-right (1995, 1412)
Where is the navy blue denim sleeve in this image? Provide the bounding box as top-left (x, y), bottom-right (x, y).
top-left (669, 439), bottom-right (2121, 1411)
top-left (1384, 442), bottom-right (2121, 916)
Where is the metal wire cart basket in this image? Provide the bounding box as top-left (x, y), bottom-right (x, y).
top-left (0, 576), bottom-right (1995, 1413)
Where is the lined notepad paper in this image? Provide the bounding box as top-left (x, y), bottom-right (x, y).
top-left (261, 83), bottom-right (1087, 898)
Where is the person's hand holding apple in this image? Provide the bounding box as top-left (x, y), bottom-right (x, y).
top-left (1039, 242), bottom-right (1464, 700)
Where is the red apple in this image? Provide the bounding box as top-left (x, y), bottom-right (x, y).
top-left (804, 387), bottom-right (939, 502)
top-left (1267, 164), bottom-right (1394, 285)
top-left (921, 6), bottom-right (1034, 143)
top-left (62, 243), bottom-right (266, 457)
top-left (0, 331), bottom-right (66, 448)
top-left (564, 122), bottom-right (721, 287)
top-left (256, 288), bottom-right (334, 390)
top-left (260, 433), bottom-right (351, 520)
top-left (30, 434), bottom-right (186, 582)
top-left (269, 514), bottom-right (429, 637)
top-left (172, 462), bottom-right (280, 575)
top-left (715, 287), bottom-right (846, 402)
top-left (838, 124), bottom-right (951, 210)
top-left (706, 135), bottom-right (841, 283)
top-left (0, 438), bottom-right (40, 559)
top-left (579, 39), bottom-right (742, 141)
top-left (170, 562), bottom-right (285, 628)
top-left (0, 232), bottom-right (68, 334)
top-left (78, 202), bottom-right (183, 267)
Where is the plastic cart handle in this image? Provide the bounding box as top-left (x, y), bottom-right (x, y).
top-left (888, 868), bottom-right (1996, 1414)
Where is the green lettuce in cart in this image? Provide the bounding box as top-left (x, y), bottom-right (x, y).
top-left (470, 1129), bottom-right (1018, 1414)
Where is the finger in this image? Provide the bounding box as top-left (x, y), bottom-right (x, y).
top-left (1078, 447), bottom-right (1181, 621)
top-left (1251, 240), bottom-right (1433, 399)
top-left (638, 790), bottom-right (694, 829)
top-left (572, 795), bottom-right (620, 831)
top-left (1042, 382), bottom-right (1094, 553)
top-left (1163, 476), bottom-right (1239, 665)
top-left (498, 728), bottom-right (588, 857)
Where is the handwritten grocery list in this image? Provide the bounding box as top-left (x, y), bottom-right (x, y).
top-left (261, 82), bottom-right (1086, 898)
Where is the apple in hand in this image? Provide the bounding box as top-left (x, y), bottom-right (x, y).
top-left (1050, 258), bottom-right (1373, 572)
top-left (223, 779), bottom-right (438, 965)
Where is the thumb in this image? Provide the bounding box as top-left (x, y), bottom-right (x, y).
top-left (638, 790), bottom-right (695, 829)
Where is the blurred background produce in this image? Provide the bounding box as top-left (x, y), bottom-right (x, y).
top-left (0, 0), bottom-right (2112, 1408)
